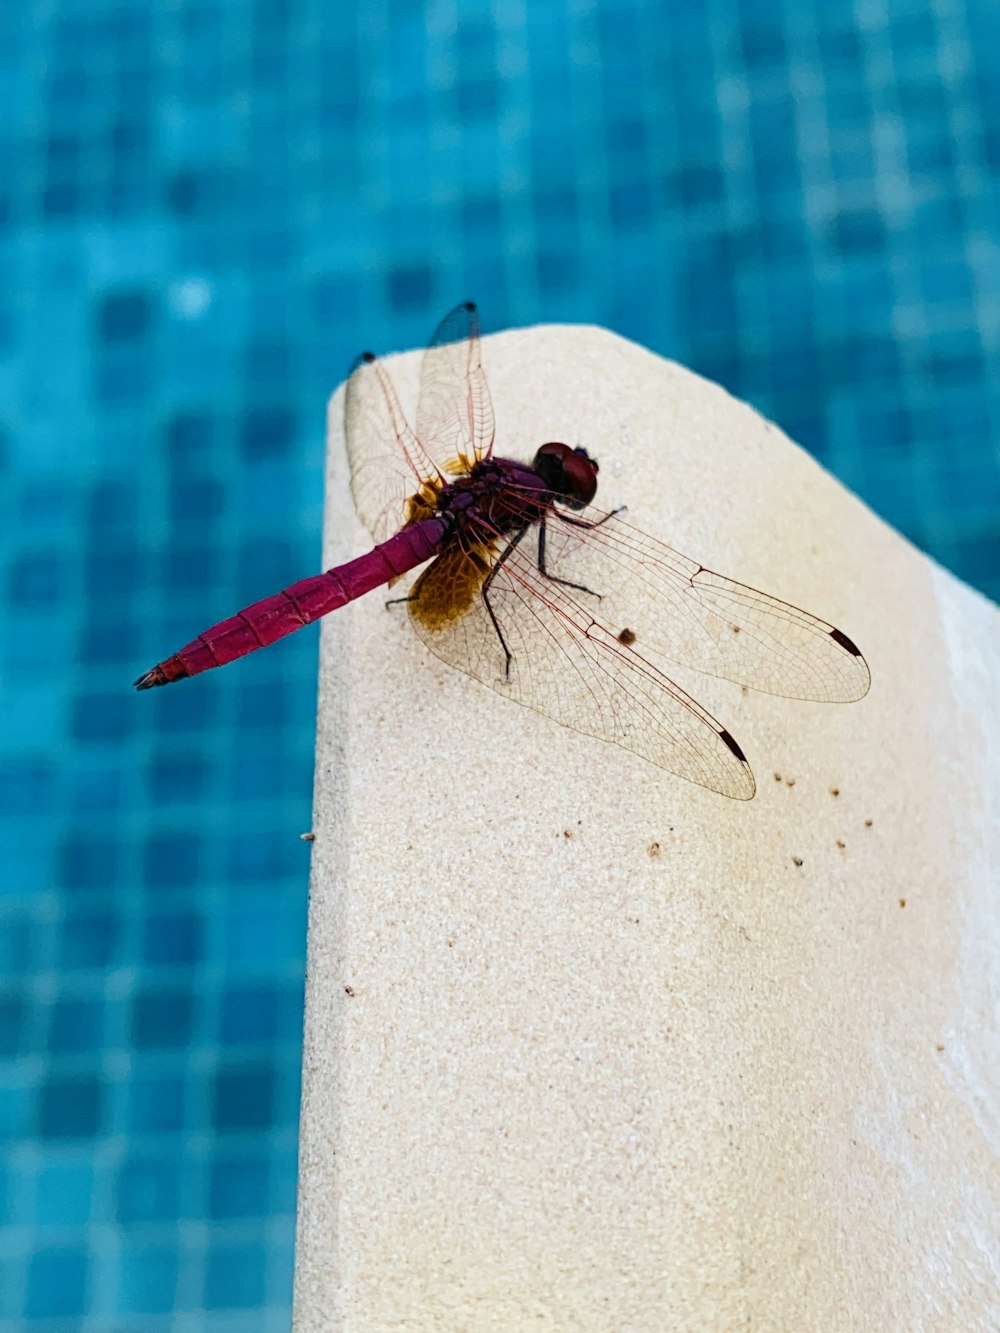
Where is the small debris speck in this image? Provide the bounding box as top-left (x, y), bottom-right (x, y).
top-left (344, 985), bottom-right (355, 997)
top-left (836, 839), bottom-right (846, 849)
top-left (300, 831), bottom-right (315, 842)
top-left (936, 1043), bottom-right (945, 1052)
top-left (648, 842), bottom-right (661, 858)
top-left (773, 772), bottom-right (782, 783)
top-left (865, 818), bottom-right (873, 828)
top-left (617, 627), bottom-right (636, 645)
top-left (899, 898), bottom-right (906, 908)
top-left (785, 777), bottom-right (796, 788)
top-left (792, 856), bottom-right (804, 867)
top-left (830, 786), bottom-right (840, 797)
top-left (563, 829), bottom-right (573, 839)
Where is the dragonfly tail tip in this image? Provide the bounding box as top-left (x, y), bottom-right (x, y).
top-left (134, 667), bottom-right (164, 690)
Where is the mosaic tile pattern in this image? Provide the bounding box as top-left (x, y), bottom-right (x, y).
top-left (2, 0), bottom-right (997, 1325)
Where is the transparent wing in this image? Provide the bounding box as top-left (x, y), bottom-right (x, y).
top-left (344, 350), bottom-right (444, 544)
top-left (532, 509), bottom-right (871, 703)
top-left (406, 535), bottom-right (757, 800)
top-left (343, 304), bottom-right (494, 543)
top-left (415, 302), bottom-right (495, 475)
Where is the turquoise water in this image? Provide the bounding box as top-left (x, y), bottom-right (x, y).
top-left (2, 1), bottom-right (997, 1327)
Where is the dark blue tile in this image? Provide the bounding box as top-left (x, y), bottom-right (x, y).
top-left (212, 1063), bottom-right (276, 1131)
top-left (38, 1075), bottom-right (105, 1139)
top-left (220, 984), bottom-right (279, 1044)
top-left (131, 989), bottom-right (195, 1050)
top-left (88, 479), bottom-right (140, 529)
top-left (209, 1154), bottom-right (270, 1218)
top-left (142, 832), bottom-right (202, 889)
top-left (148, 751), bottom-right (209, 799)
top-left (85, 545), bottom-right (146, 600)
top-left (667, 165), bottom-right (724, 208)
top-left (830, 209), bottom-right (886, 255)
top-left (386, 264), bottom-right (435, 313)
top-left (48, 996), bottom-right (105, 1054)
top-left (26, 1247), bottom-right (89, 1319)
top-left (98, 290), bottom-right (154, 342)
top-left (142, 909), bottom-right (204, 966)
top-left (226, 828), bottom-right (298, 883)
top-left (60, 832), bottom-right (119, 889)
top-left (78, 616), bottom-right (142, 667)
top-left (740, 16), bottom-right (786, 67)
top-left (164, 410), bottom-right (217, 460)
top-left (7, 552), bottom-right (67, 607)
top-left (239, 406), bottom-right (299, 461)
top-left (0, 990), bottom-right (26, 1056)
top-left (0, 912), bottom-right (34, 975)
top-left (165, 545), bottom-right (221, 594)
top-left (0, 759), bottom-right (56, 817)
top-left (610, 179), bottom-right (652, 229)
top-left (70, 690), bottom-right (132, 744)
top-left (59, 908), bottom-right (121, 970)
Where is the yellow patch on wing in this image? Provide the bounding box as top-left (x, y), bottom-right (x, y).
top-left (409, 542), bottom-right (495, 631)
top-left (403, 479), bottom-right (444, 526)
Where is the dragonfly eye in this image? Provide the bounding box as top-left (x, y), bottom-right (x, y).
top-left (533, 442), bottom-right (599, 509)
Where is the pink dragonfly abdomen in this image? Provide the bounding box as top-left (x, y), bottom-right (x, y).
top-left (135, 516), bottom-right (448, 689)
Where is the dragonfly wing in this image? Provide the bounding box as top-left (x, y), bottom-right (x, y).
top-left (344, 351), bottom-right (444, 545)
top-left (534, 511), bottom-right (872, 703)
top-left (406, 536), bottom-right (756, 799)
top-left (415, 302), bottom-right (496, 475)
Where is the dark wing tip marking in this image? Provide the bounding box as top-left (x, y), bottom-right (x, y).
top-left (719, 728), bottom-right (748, 763)
top-left (829, 627), bottom-right (862, 657)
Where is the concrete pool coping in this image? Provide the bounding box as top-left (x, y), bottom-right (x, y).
top-left (293, 321), bottom-right (999, 1329)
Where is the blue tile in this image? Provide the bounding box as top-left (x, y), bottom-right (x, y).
top-left (48, 996), bottom-right (106, 1054)
top-left (131, 989), bottom-right (195, 1050)
top-left (118, 1243), bottom-right (179, 1316)
top-left (127, 1074), bottom-right (186, 1134)
top-left (35, 1157), bottom-right (94, 1226)
top-left (59, 908), bottom-right (121, 970)
top-left (117, 1156), bottom-right (182, 1224)
top-left (209, 1154), bottom-right (270, 1219)
top-left (386, 263), bottom-right (435, 313)
top-left (239, 406), bottom-right (299, 462)
top-left (0, 990), bottom-right (27, 1056)
top-left (38, 1075), bottom-right (105, 1140)
top-left (26, 1247), bottom-right (89, 1319)
top-left (205, 1240), bottom-right (267, 1310)
top-left (97, 290), bottom-right (154, 342)
top-left (220, 984), bottom-right (280, 1044)
top-left (142, 909), bottom-right (204, 966)
top-left (142, 832), bottom-right (202, 889)
top-left (212, 1063), bottom-right (276, 1131)
top-left (59, 832), bottom-right (119, 889)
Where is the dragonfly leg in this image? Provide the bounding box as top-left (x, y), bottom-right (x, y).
top-left (385, 595), bottom-right (415, 609)
top-left (557, 504), bottom-right (626, 531)
top-left (536, 516), bottom-right (603, 598)
top-left (482, 525), bottom-right (529, 679)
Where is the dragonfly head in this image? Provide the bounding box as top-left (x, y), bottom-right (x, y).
top-left (532, 443), bottom-right (599, 509)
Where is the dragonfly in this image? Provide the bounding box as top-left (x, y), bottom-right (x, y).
top-left (136, 302), bottom-right (870, 798)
